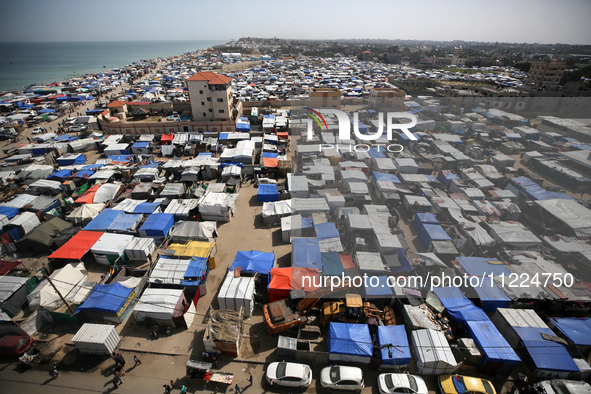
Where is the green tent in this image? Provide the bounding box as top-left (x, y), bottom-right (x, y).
top-left (15, 217), bottom-right (73, 254)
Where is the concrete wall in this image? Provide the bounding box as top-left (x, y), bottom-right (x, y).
top-left (98, 117), bottom-right (236, 135)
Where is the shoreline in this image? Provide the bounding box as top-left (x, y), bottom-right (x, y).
top-left (0, 40), bottom-right (229, 95)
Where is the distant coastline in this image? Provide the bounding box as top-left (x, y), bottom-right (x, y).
top-left (0, 40), bottom-right (227, 92)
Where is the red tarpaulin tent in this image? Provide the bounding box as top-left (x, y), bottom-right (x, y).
top-left (267, 267), bottom-right (319, 302)
top-left (48, 230), bottom-right (103, 260)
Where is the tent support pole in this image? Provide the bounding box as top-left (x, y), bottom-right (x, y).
top-left (43, 265), bottom-right (76, 315)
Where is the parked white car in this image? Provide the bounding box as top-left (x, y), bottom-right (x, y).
top-left (378, 373), bottom-right (428, 394)
top-left (265, 361), bottom-right (312, 388)
top-left (68, 125), bottom-right (88, 132)
top-left (31, 127), bottom-right (45, 134)
top-left (320, 365), bottom-right (364, 392)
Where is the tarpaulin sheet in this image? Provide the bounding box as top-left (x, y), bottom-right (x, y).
top-left (77, 282), bottom-right (132, 314)
top-left (372, 172), bottom-right (400, 184)
top-left (328, 323), bottom-right (373, 357)
top-left (49, 169), bottom-right (72, 180)
top-left (0, 260), bottom-right (23, 275)
top-left (364, 276), bottom-right (393, 297)
top-left (535, 198), bottom-right (591, 237)
top-left (340, 254), bottom-right (355, 269)
top-left (472, 280), bottom-right (511, 312)
top-left (108, 213), bottom-right (142, 233)
top-left (414, 213), bottom-right (439, 229)
top-left (230, 250), bottom-right (275, 276)
top-left (182, 257), bottom-right (208, 283)
top-left (0, 206), bottom-right (19, 219)
top-left (49, 230), bottom-right (103, 260)
top-left (267, 267), bottom-right (319, 302)
top-left (434, 287), bottom-right (519, 364)
top-left (132, 202), bottom-right (161, 214)
top-left (456, 256), bottom-right (512, 277)
top-left (368, 147), bottom-right (386, 159)
top-left (292, 238), bottom-right (321, 271)
top-left (321, 253), bottom-right (345, 276)
top-left (160, 134), bottom-right (173, 143)
top-left (514, 326), bottom-right (579, 372)
top-left (83, 209), bottom-right (122, 231)
top-left (314, 222), bottom-right (339, 240)
top-left (75, 184), bottom-right (101, 204)
top-left (550, 317), bottom-right (591, 346)
top-left (168, 241), bottom-right (215, 258)
top-left (418, 223), bottom-right (451, 248)
top-left (436, 170), bottom-right (460, 187)
top-left (257, 184), bottom-right (279, 202)
top-left (139, 213), bottom-right (174, 237)
top-left (262, 152), bottom-right (279, 168)
top-left (510, 177), bottom-right (575, 201)
top-left (72, 170), bottom-right (94, 178)
top-left (377, 325), bottom-right (411, 365)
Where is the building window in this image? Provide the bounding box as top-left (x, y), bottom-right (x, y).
top-left (207, 97), bottom-right (211, 101)
top-left (201, 102), bottom-right (205, 105)
top-left (217, 98), bottom-right (223, 102)
top-left (199, 90), bottom-right (203, 94)
top-left (218, 109), bottom-right (225, 113)
top-left (208, 109), bottom-right (212, 112)
top-left (202, 113), bottom-right (206, 117)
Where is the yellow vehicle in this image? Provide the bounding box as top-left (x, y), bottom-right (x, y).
top-left (439, 375), bottom-right (497, 394)
top-left (321, 294), bottom-right (364, 326)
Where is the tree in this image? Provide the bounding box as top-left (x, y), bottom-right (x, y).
top-left (513, 62), bottom-right (532, 72)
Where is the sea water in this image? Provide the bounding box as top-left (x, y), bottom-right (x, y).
top-left (0, 40), bottom-right (225, 92)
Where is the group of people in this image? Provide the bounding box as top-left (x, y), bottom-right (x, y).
top-left (111, 352), bottom-right (142, 389)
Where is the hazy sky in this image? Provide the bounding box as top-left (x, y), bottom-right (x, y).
top-left (1, 0), bottom-right (590, 44)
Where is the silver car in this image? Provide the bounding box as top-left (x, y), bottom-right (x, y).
top-left (320, 365), bottom-right (364, 392)
top-left (265, 361), bottom-right (312, 388)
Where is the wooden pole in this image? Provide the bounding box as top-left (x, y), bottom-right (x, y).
top-left (42, 265), bottom-right (75, 315)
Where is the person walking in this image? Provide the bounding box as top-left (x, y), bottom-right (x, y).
top-left (112, 373), bottom-right (122, 389)
top-left (235, 383), bottom-right (240, 393)
top-left (248, 373), bottom-right (253, 386)
top-left (134, 355), bottom-right (142, 366)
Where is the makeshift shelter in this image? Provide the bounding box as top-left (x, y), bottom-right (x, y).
top-left (288, 175), bottom-right (309, 198)
top-left (56, 153), bottom-right (86, 166)
top-left (292, 238), bottom-right (322, 271)
top-left (106, 212), bottom-right (142, 234)
top-left (267, 267), bottom-right (319, 302)
top-left (7, 212), bottom-right (40, 239)
top-left (138, 213), bottom-right (174, 239)
top-left (0, 276), bottom-right (29, 318)
top-left (198, 192), bottom-right (238, 222)
top-left (134, 288), bottom-right (195, 328)
top-left (418, 223), bottom-right (452, 249)
top-left (48, 231), bottom-right (103, 260)
top-left (27, 262), bottom-right (88, 311)
top-left (328, 323), bottom-right (373, 363)
top-left (217, 271), bottom-right (256, 317)
top-left (170, 221), bottom-right (217, 242)
top-left (549, 317), bottom-right (591, 355)
top-left (203, 308), bottom-right (243, 357)
top-left (15, 217), bottom-right (72, 254)
top-left (229, 251), bottom-right (275, 281)
top-left (124, 237), bottom-right (156, 262)
top-left (411, 329), bottom-right (458, 375)
top-left (93, 183), bottom-right (122, 204)
top-left (91, 233), bottom-right (134, 265)
top-left (433, 287), bottom-right (520, 373)
top-left (257, 184), bottom-right (279, 203)
top-left (77, 282), bottom-right (135, 324)
top-left (164, 199), bottom-right (198, 221)
top-left (149, 257), bottom-right (209, 294)
top-left (321, 253), bottom-right (347, 276)
top-left (83, 209), bottom-right (122, 231)
top-left (72, 323), bottom-right (120, 355)
top-left (376, 325), bottom-right (411, 369)
top-left (22, 195), bottom-right (61, 215)
top-left (66, 204), bottom-right (105, 226)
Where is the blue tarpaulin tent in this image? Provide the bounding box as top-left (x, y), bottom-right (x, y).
top-left (84, 209), bottom-right (122, 231)
top-left (456, 256), bottom-right (512, 277)
top-left (321, 253), bottom-right (345, 276)
top-left (514, 326), bottom-right (579, 372)
top-left (230, 250), bottom-right (275, 278)
top-left (510, 177), bottom-right (575, 201)
top-left (72, 170), bottom-right (95, 178)
top-left (436, 170), bottom-right (460, 188)
top-left (139, 213), bottom-right (174, 238)
top-left (472, 280), bottom-right (511, 311)
top-left (314, 222), bottom-right (339, 240)
top-left (549, 317), bottom-right (591, 347)
top-left (53, 134), bottom-right (79, 142)
top-left (236, 122), bottom-right (250, 132)
top-left (181, 257), bottom-right (209, 286)
top-left (368, 147), bottom-right (386, 159)
top-left (132, 141), bottom-right (150, 149)
top-left (364, 276), bottom-right (393, 297)
top-left (257, 184), bottom-right (278, 202)
top-left (77, 282), bottom-right (133, 314)
top-left (418, 223), bottom-right (451, 248)
top-left (0, 206), bottom-right (20, 219)
top-left (328, 323), bottom-right (373, 358)
top-left (377, 325), bottom-right (411, 366)
top-left (372, 172), bottom-right (401, 184)
top-left (48, 169), bottom-right (72, 180)
top-left (292, 238), bottom-right (321, 271)
top-left (57, 153), bottom-right (86, 166)
top-left (434, 287), bottom-right (520, 365)
top-left (132, 202), bottom-right (161, 214)
top-left (414, 213), bottom-right (439, 229)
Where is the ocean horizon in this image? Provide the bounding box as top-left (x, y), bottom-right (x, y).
top-left (0, 40), bottom-right (227, 92)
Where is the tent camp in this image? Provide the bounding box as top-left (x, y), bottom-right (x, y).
top-left (91, 233), bottom-right (134, 265)
top-left (6, 212), bottom-right (41, 239)
top-left (77, 282), bottom-right (135, 324)
top-left (66, 203), bottom-right (105, 226)
top-left (169, 221), bottom-right (217, 242)
top-left (139, 213), bottom-right (174, 239)
top-left (292, 238), bottom-right (322, 271)
top-left (328, 323), bottom-right (373, 364)
top-left (134, 288), bottom-right (195, 328)
top-left (27, 262), bottom-right (88, 311)
top-left (125, 237), bottom-right (156, 262)
top-left (257, 184), bottom-right (279, 203)
top-left (217, 271), bottom-right (256, 317)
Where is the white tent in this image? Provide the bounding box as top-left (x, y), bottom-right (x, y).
top-left (27, 262), bottom-right (88, 311)
top-left (217, 272), bottom-right (255, 317)
top-left (91, 233), bottom-right (134, 265)
top-left (66, 203), bottom-right (105, 225)
top-left (535, 198), bottom-right (591, 237)
top-left (133, 288), bottom-right (187, 322)
top-left (93, 183), bottom-right (121, 203)
top-left (8, 211), bottom-right (40, 235)
top-left (164, 199), bottom-right (198, 220)
top-left (125, 237), bottom-right (156, 262)
top-left (411, 329), bottom-right (458, 375)
top-left (198, 192), bottom-right (238, 222)
top-left (169, 221), bottom-right (217, 242)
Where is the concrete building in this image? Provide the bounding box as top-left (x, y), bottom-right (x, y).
top-left (310, 88), bottom-right (341, 109)
top-left (359, 50), bottom-right (372, 61)
top-left (187, 72), bottom-right (233, 121)
top-left (526, 60), bottom-right (566, 88)
top-left (368, 88), bottom-right (405, 111)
